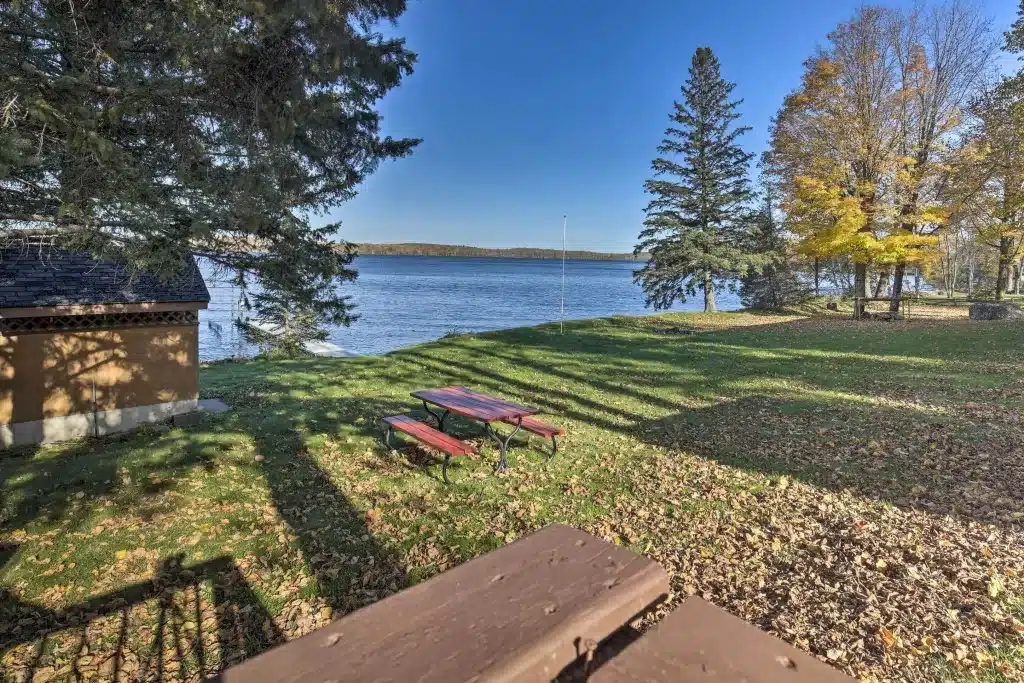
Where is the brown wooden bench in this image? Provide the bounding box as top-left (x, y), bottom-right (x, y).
top-left (590, 596), bottom-right (854, 682)
top-left (502, 415), bottom-right (564, 456)
top-left (382, 415), bottom-right (475, 483)
top-left (211, 524), bottom-right (669, 683)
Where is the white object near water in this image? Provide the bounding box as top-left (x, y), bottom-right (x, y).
top-left (302, 339), bottom-right (361, 357)
top-left (244, 319), bottom-right (361, 357)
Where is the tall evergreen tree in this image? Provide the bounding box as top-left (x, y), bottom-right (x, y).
top-left (634, 47), bottom-right (755, 313)
top-left (739, 169), bottom-right (811, 310)
top-left (0, 1), bottom-right (419, 352)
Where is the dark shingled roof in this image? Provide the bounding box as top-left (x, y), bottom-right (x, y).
top-left (0, 247), bottom-right (210, 309)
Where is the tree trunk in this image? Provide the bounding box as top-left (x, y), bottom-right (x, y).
top-left (889, 263), bottom-right (906, 313)
top-left (873, 267), bottom-right (890, 298)
top-left (997, 236), bottom-right (1011, 300)
top-left (703, 273), bottom-right (716, 313)
top-left (813, 257), bottom-right (820, 297)
top-left (855, 188), bottom-right (876, 301)
top-left (913, 267), bottom-right (921, 296)
top-left (854, 263), bottom-right (867, 298)
top-left (967, 253), bottom-right (974, 298)
top-left (894, 190), bottom-right (917, 310)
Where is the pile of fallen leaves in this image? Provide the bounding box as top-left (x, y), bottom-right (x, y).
top-left (607, 460), bottom-right (1022, 681)
top-left (604, 394), bottom-right (1024, 681)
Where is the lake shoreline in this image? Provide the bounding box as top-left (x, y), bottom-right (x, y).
top-left (352, 243), bottom-right (648, 261)
top-left (198, 255), bottom-right (739, 360)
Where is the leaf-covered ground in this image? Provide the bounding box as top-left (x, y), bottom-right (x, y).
top-left (2, 309), bottom-right (1023, 682)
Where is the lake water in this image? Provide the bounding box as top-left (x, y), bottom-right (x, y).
top-left (198, 256), bottom-right (741, 360)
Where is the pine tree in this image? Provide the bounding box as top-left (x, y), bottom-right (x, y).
top-left (634, 47), bottom-right (755, 313)
top-left (0, 1), bottom-right (419, 353)
top-left (739, 174), bottom-right (811, 310)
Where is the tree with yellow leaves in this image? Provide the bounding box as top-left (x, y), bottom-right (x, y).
top-left (950, 85), bottom-right (1024, 299)
top-left (886, 1), bottom-right (996, 309)
top-left (770, 7), bottom-right (903, 299)
top-left (771, 3), bottom-right (994, 307)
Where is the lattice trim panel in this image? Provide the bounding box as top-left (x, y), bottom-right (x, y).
top-left (1, 310), bottom-right (198, 335)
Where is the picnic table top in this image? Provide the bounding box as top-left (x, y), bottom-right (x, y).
top-left (410, 385), bottom-right (541, 423)
top-left (213, 523), bottom-right (856, 683)
top-left (215, 524), bottom-right (669, 683)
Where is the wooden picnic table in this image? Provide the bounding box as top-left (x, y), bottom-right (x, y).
top-left (853, 296), bottom-right (911, 320)
top-left (410, 386), bottom-right (542, 471)
top-left (213, 524), bottom-right (855, 683)
top-left (212, 524), bottom-right (669, 683)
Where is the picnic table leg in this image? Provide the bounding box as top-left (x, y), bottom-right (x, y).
top-left (422, 401), bottom-right (450, 432)
top-left (485, 417), bottom-right (522, 472)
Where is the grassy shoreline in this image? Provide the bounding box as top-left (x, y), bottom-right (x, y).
top-left (2, 309), bottom-right (1023, 682)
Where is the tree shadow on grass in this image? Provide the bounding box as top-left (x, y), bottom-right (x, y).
top-left (1, 550), bottom-right (282, 682)
top-left (0, 426), bottom-right (223, 536)
top-left (396, 322), bottom-right (1024, 530)
top-left (245, 422), bottom-right (409, 615)
top-left (6, 312), bottom-right (1022, 677)
top-left (197, 387), bottom-right (417, 600)
top-left (0, 390), bottom-right (417, 679)
top-left (636, 394), bottom-right (1024, 529)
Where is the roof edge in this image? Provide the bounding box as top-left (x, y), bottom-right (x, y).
top-left (0, 301), bottom-right (209, 319)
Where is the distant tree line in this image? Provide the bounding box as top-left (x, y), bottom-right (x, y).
top-left (352, 243), bottom-right (645, 261)
top-left (637, 0), bottom-right (1024, 313)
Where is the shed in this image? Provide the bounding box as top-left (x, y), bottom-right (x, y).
top-left (0, 247), bottom-right (210, 448)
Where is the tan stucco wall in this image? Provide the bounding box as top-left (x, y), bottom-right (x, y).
top-left (0, 325), bottom-right (198, 424)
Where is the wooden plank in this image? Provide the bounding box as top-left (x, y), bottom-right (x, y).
top-left (451, 386), bottom-right (538, 417)
top-left (420, 387), bottom-right (506, 420)
top-left (383, 416), bottom-right (475, 455)
top-left (411, 388), bottom-right (495, 421)
top-left (503, 416), bottom-right (564, 437)
top-left (212, 525), bottom-right (668, 683)
top-left (425, 388), bottom-right (498, 420)
top-left (591, 598), bottom-right (855, 682)
top-left (411, 386), bottom-right (541, 423)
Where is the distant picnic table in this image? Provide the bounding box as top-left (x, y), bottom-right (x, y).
top-left (853, 296), bottom-right (912, 320)
top-left (384, 386), bottom-right (564, 481)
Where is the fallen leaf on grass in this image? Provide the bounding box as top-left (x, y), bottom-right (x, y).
top-left (879, 627), bottom-right (896, 650)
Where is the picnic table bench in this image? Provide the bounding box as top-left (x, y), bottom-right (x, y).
top-left (591, 595), bottom-right (854, 682)
top-left (383, 386), bottom-right (564, 482)
top-left (383, 415), bottom-right (476, 482)
top-left (213, 524), bottom-right (854, 682)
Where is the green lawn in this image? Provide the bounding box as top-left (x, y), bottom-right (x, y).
top-left (2, 311), bottom-right (1023, 682)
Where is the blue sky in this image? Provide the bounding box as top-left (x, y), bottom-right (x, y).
top-left (334, 0), bottom-right (1020, 253)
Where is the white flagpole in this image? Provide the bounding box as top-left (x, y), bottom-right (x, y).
top-left (561, 215), bottom-right (567, 334)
